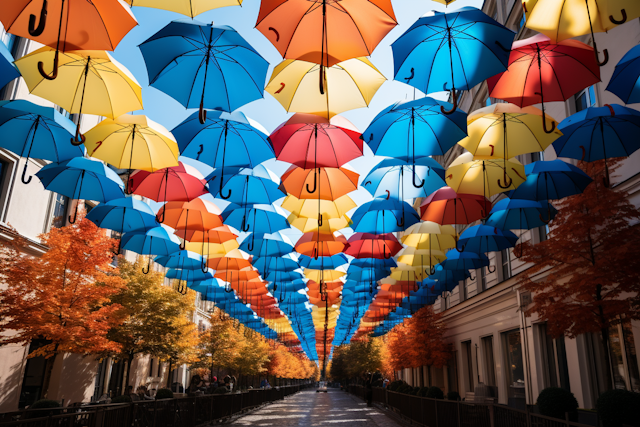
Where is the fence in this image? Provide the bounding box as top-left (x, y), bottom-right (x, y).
top-left (348, 385), bottom-right (594, 427)
top-left (0, 384), bottom-right (312, 427)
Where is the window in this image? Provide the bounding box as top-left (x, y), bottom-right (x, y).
top-left (19, 339), bottom-right (50, 408)
top-left (501, 249), bottom-right (512, 281)
top-left (52, 194), bottom-right (69, 228)
top-left (537, 323), bottom-right (570, 390)
top-left (503, 329), bottom-right (526, 406)
top-left (594, 319), bottom-right (640, 392)
top-left (462, 340), bottom-right (475, 392)
top-left (149, 358), bottom-right (155, 378)
top-left (575, 86), bottom-right (596, 112)
top-left (447, 352), bottom-right (459, 392)
top-left (538, 224), bottom-right (549, 243)
top-left (482, 336), bottom-right (497, 386)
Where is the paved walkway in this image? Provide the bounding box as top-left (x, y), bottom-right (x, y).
top-left (226, 389), bottom-right (402, 427)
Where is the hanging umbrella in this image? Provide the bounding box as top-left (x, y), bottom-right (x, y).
top-left (428, 264), bottom-right (470, 283)
top-left (207, 254), bottom-right (253, 271)
top-left (239, 233), bottom-right (294, 257)
top-left (344, 233), bottom-right (403, 259)
top-left (0, 0), bottom-right (136, 80)
top-left (121, 225), bottom-right (182, 273)
top-left (207, 170), bottom-right (285, 206)
top-left (175, 225), bottom-right (238, 245)
top-left (0, 42), bottom-right (19, 90)
top-left (281, 166), bottom-right (359, 201)
top-left (167, 268), bottom-right (214, 283)
top-left (419, 187), bottom-right (492, 224)
top-left (299, 254), bottom-right (348, 270)
top-left (154, 250), bottom-right (204, 270)
top-left (487, 35), bottom-right (600, 132)
top-left (396, 247), bottom-right (447, 268)
top-left (281, 194), bottom-right (355, 232)
top-left (84, 115), bottom-right (179, 193)
top-left (362, 157), bottom-right (446, 199)
top-left (389, 263), bottom-right (426, 282)
top-left (552, 104), bottom-right (640, 186)
top-left (457, 224), bottom-right (518, 261)
top-left (304, 269), bottom-right (344, 283)
top-left (446, 152), bottom-right (526, 197)
top-left (223, 205), bottom-right (290, 236)
top-left (295, 231), bottom-right (347, 258)
top-left (36, 157), bottom-right (125, 223)
top-left (129, 161), bottom-right (208, 202)
top-left (401, 221), bottom-right (457, 251)
top-left (508, 160), bottom-right (593, 201)
top-left (157, 199), bottom-right (224, 252)
top-left (606, 45), bottom-right (640, 104)
top-left (440, 249), bottom-right (489, 274)
top-left (265, 57), bottom-right (385, 118)
top-left (392, 7), bottom-right (515, 113)
top-left (350, 195), bottom-right (420, 233)
top-left (126, 0), bottom-right (241, 17)
top-left (0, 100), bottom-right (81, 184)
top-left (15, 48), bottom-right (143, 143)
top-left (139, 21), bottom-right (268, 121)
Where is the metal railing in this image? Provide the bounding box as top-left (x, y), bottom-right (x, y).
top-left (0, 384), bottom-right (312, 427)
top-left (347, 386), bottom-right (594, 427)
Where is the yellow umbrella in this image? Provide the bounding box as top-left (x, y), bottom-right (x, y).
top-left (288, 213), bottom-right (351, 233)
top-left (304, 269), bottom-right (345, 283)
top-left (401, 221), bottom-right (457, 251)
top-left (396, 247), bottom-right (447, 268)
top-left (459, 104), bottom-right (561, 161)
top-left (265, 57), bottom-right (385, 119)
top-left (127, 0), bottom-right (242, 18)
top-left (446, 152), bottom-right (526, 197)
top-left (185, 239), bottom-right (239, 257)
top-left (282, 194), bottom-right (355, 232)
top-left (389, 263), bottom-right (426, 282)
top-left (15, 47), bottom-right (143, 143)
top-left (431, 0), bottom-right (456, 5)
top-left (598, 1), bottom-right (640, 28)
top-left (85, 115), bottom-right (179, 178)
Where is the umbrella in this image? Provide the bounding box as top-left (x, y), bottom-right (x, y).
top-left (0, 0), bottom-right (136, 79)
top-left (207, 254), bottom-right (252, 271)
top-left (362, 157), bottom-right (446, 199)
top-left (139, 21), bottom-right (268, 121)
top-left (223, 205), bottom-right (290, 236)
top-left (0, 42), bottom-right (19, 90)
top-left (350, 195), bottom-right (420, 233)
top-left (508, 160), bottom-right (593, 201)
top-left (36, 157), bottom-right (125, 223)
top-left (420, 187), bottom-right (492, 224)
top-left (344, 233), bottom-right (403, 259)
top-left (126, 0), bottom-right (241, 17)
top-left (396, 247), bottom-right (447, 269)
top-left (552, 104), bottom-right (640, 186)
top-left (84, 115), bottom-right (179, 192)
top-left (295, 231), bottom-right (347, 258)
top-left (0, 100), bottom-right (81, 184)
top-left (606, 44), bottom-right (640, 104)
top-left (207, 170), bottom-right (285, 206)
top-left (401, 221), bottom-right (457, 251)
top-left (175, 225), bottom-right (238, 244)
top-left (239, 233), bottom-right (294, 257)
top-left (429, 264), bottom-right (470, 283)
top-left (121, 225), bottom-right (182, 273)
top-left (281, 166), bottom-right (359, 201)
top-left (299, 254), bottom-right (348, 270)
top-left (389, 263), bottom-right (426, 282)
top-left (281, 195), bottom-right (355, 232)
top-left (167, 268), bottom-right (214, 284)
top-left (129, 162), bottom-right (207, 202)
top-left (157, 199), bottom-right (224, 250)
top-left (392, 7), bottom-right (515, 112)
top-left (440, 249), bottom-right (489, 275)
top-left (265, 57), bottom-right (386, 118)
top-left (457, 224), bottom-right (519, 267)
top-left (15, 48), bottom-right (143, 143)
top-left (446, 152), bottom-right (526, 197)
top-left (154, 250), bottom-right (204, 270)
top-left (487, 35), bottom-right (600, 133)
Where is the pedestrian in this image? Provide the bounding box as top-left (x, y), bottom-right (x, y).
top-left (209, 376), bottom-right (218, 393)
top-left (365, 373), bottom-right (373, 407)
top-left (188, 375), bottom-right (204, 395)
top-left (137, 385), bottom-right (153, 400)
top-left (260, 378), bottom-right (268, 389)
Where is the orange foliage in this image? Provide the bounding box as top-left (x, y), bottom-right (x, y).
top-left (266, 344), bottom-right (317, 379)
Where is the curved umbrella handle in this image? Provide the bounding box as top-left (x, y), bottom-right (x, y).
top-left (241, 215), bottom-right (250, 232)
top-left (201, 257), bottom-right (208, 274)
top-left (383, 245), bottom-right (391, 260)
top-left (440, 89), bottom-right (458, 115)
top-left (68, 204), bottom-right (79, 224)
top-left (196, 144), bottom-right (204, 161)
top-left (306, 169), bottom-right (317, 194)
top-left (596, 47), bottom-right (609, 67)
top-left (29, 0), bottom-right (48, 36)
top-left (610, 9), bottom-right (627, 25)
top-left (513, 243), bottom-right (524, 259)
top-left (21, 162), bottom-right (33, 185)
top-left (428, 265), bottom-right (436, 276)
top-left (179, 239), bottom-right (186, 250)
top-left (70, 124), bottom-right (86, 146)
top-left (480, 209), bottom-right (489, 222)
top-left (497, 168), bottom-right (513, 189)
top-left (199, 100), bottom-right (207, 125)
top-left (38, 50), bottom-right (59, 81)
top-left (404, 67), bottom-right (415, 83)
top-left (142, 256), bottom-right (151, 275)
top-left (469, 271), bottom-right (476, 281)
top-left (318, 214), bottom-right (323, 227)
top-left (219, 175), bottom-right (232, 200)
top-left (313, 247), bottom-right (318, 260)
top-left (396, 213), bottom-right (404, 228)
top-left (486, 264), bottom-right (496, 274)
top-left (541, 111), bottom-right (556, 134)
top-left (247, 234), bottom-right (255, 252)
top-left (539, 207), bottom-right (551, 224)
top-left (412, 164), bottom-right (424, 188)
top-left (156, 208), bottom-right (165, 224)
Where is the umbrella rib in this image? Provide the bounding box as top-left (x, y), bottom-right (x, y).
top-left (281, 2), bottom-right (320, 59)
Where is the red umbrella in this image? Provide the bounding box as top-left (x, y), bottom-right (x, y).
top-left (420, 187), bottom-right (491, 225)
top-left (129, 161), bottom-right (207, 202)
top-left (487, 34), bottom-right (600, 133)
top-left (344, 232), bottom-right (403, 259)
top-left (295, 231), bottom-right (347, 258)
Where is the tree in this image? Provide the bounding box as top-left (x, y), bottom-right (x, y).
top-left (107, 258), bottom-right (199, 390)
top-left (518, 160), bottom-right (640, 390)
top-left (193, 310), bottom-right (241, 381)
top-left (385, 323), bottom-right (413, 372)
top-left (0, 218), bottom-right (125, 397)
top-left (229, 328), bottom-right (270, 385)
top-left (405, 306), bottom-right (451, 368)
top-left (329, 346), bottom-right (349, 383)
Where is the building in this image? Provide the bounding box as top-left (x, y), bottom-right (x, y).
top-left (0, 28), bottom-right (213, 411)
top-left (395, 0), bottom-right (640, 410)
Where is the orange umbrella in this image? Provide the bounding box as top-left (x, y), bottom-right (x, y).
top-left (207, 256), bottom-right (253, 271)
top-left (281, 165), bottom-right (359, 200)
top-left (1, 0), bottom-right (137, 80)
top-left (175, 225), bottom-right (238, 243)
top-left (157, 199), bottom-right (223, 248)
top-left (215, 269), bottom-right (261, 282)
top-left (295, 231), bottom-right (347, 257)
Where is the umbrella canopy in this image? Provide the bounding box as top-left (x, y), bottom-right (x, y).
top-left (440, 249), bottom-right (489, 271)
top-left (295, 231), bottom-right (347, 258)
top-left (344, 233), bottom-right (403, 259)
top-left (420, 187), bottom-right (492, 224)
top-left (486, 198), bottom-right (558, 230)
top-left (175, 225), bottom-right (238, 244)
top-left (401, 221), bottom-right (457, 251)
top-left (508, 160), bottom-right (593, 201)
top-left (487, 35), bottom-right (600, 132)
top-left (362, 157), bottom-right (446, 200)
top-left (304, 269), bottom-right (345, 283)
top-left (157, 199), bottom-right (224, 242)
top-left (282, 194), bottom-right (355, 230)
top-left (253, 256), bottom-right (299, 273)
top-left (299, 254), bottom-right (348, 270)
top-left (129, 162), bottom-right (208, 202)
top-left (223, 205), bottom-right (290, 235)
top-left (84, 115), bottom-right (179, 177)
top-left (207, 171), bottom-right (285, 205)
top-left (392, 7), bottom-right (514, 110)
top-left (0, 100), bottom-right (81, 184)
top-left (396, 247), bottom-right (447, 268)
top-left (239, 233), bottom-right (294, 257)
top-left (606, 44), bottom-right (640, 104)
top-left (363, 97), bottom-right (467, 159)
top-left (269, 114), bottom-right (362, 169)
top-left (256, 0), bottom-right (397, 67)
top-left (121, 226), bottom-right (182, 272)
top-left (429, 264), bottom-right (470, 283)
top-left (154, 250), bottom-right (204, 270)
top-left (139, 21), bottom-right (268, 117)
top-left (281, 166), bottom-right (359, 201)
top-left (15, 48), bottom-right (143, 143)
top-left (446, 152), bottom-right (526, 197)
top-left (0, 42), bottom-right (19, 90)
top-left (207, 254), bottom-right (253, 270)
top-left (457, 224), bottom-right (519, 254)
top-left (126, 0), bottom-right (241, 17)
top-left (86, 197), bottom-right (158, 234)
top-left (351, 196), bottom-right (420, 233)
top-left (265, 57), bottom-right (386, 118)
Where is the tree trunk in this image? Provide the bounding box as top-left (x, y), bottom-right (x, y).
top-left (166, 359), bottom-right (173, 388)
top-left (596, 284), bottom-right (614, 391)
top-left (123, 352), bottom-right (134, 395)
top-left (40, 346), bottom-right (59, 399)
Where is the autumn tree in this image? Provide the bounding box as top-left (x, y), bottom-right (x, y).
top-left (229, 327), bottom-right (271, 386)
top-left (0, 218), bottom-right (125, 397)
top-left (107, 258), bottom-right (200, 390)
top-left (519, 160), bottom-right (640, 390)
top-left (193, 310), bottom-right (241, 381)
top-left (405, 306), bottom-right (451, 368)
top-left (385, 323), bottom-right (413, 373)
top-left (329, 346), bottom-right (349, 383)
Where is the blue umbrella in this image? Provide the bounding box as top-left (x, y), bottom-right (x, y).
top-left (238, 232), bottom-right (294, 257)
top-left (350, 257), bottom-right (397, 269)
top-left (223, 205), bottom-right (289, 237)
top-left (0, 100), bottom-right (82, 184)
top-left (362, 157), bottom-right (446, 199)
top-left (267, 279), bottom-right (307, 293)
top-left (457, 224), bottom-right (518, 273)
top-left (440, 249), bottom-right (489, 273)
top-left (207, 170), bottom-right (285, 206)
top-left (606, 44), bottom-right (640, 105)
top-left (140, 21), bottom-right (268, 119)
top-left (121, 226), bottom-right (182, 273)
top-left (350, 196), bottom-right (420, 233)
top-left (0, 42), bottom-right (19, 91)
top-left (552, 104), bottom-right (640, 186)
top-left (264, 270), bottom-right (303, 283)
top-left (346, 268), bottom-right (388, 283)
top-left (36, 157), bottom-right (125, 223)
top-left (298, 254), bottom-right (348, 270)
top-left (392, 7), bottom-right (514, 112)
top-left (154, 250), bottom-right (204, 270)
top-left (487, 198), bottom-right (558, 230)
top-left (252, 256), bottom-right (299, 275)
top-left (166, 268), bottom-right (213, 283)
top-left (429, 264), bottom-right (470, 283)
top-left (508, 160), bottom-right (593, 201)
top-left (363, 97), bottom-right (467, 169)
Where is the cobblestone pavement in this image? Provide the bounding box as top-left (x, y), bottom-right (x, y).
top-left (226, 389), bottom-right (402, 427)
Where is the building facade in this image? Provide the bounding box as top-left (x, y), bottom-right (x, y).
top-left (396, 0), bottom-right (640, 410)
